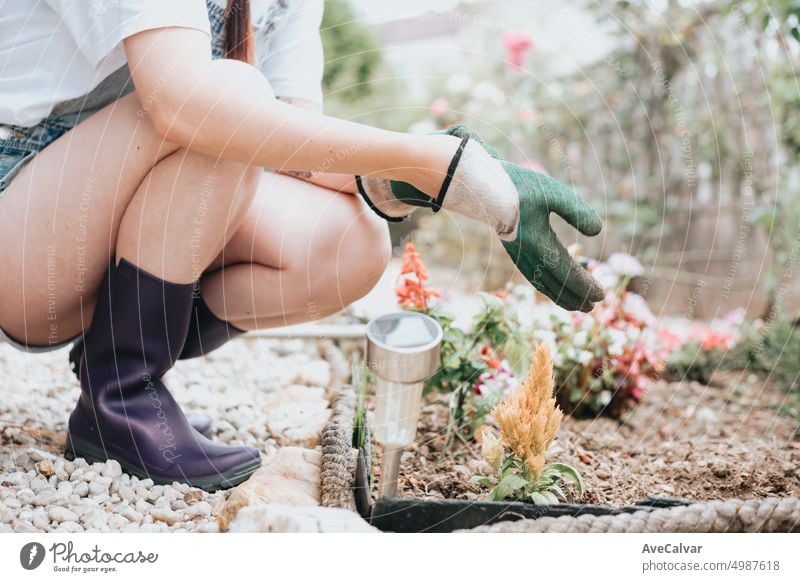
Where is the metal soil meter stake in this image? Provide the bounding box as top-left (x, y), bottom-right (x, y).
top-left (366, 312), bottom-right (442, 498)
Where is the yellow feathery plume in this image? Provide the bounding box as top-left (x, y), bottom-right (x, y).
top-left (492, 343), bottom-right (563, 478)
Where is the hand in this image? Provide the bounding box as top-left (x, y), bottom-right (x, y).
top-left (498, 158), bottom-right (604, 311)
top-left (384, 126), bottom-right (605, 311)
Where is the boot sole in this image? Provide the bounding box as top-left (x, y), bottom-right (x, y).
top-left (65, 433), bottom-right (261, 492)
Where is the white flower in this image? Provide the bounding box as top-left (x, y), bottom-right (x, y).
top-left (476, 361), bottom-right (518, 401)
top-left (598, 390), bottom-right (612, 406)
top-left (590, 263), bottom-right (619, 290)
top-left (533, 330), bottom-right (557, 353)
top-left (607, 328), bottom-right (626, 356)
top-left (578, 350), bottom-right (593, 366)
top-left (625, 325), bottom-right (641, 342)
top-left (622, 292), bottom-right (656, 325)
top-left (564, 345), bottom-right (579, 362)
top-left (607, 252), bottom-right (645, 278)
top-left (573, 330), bottom-right (589, 348)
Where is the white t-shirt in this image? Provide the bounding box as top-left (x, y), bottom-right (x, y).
top-left (0, 0), bottom-right (324, 127)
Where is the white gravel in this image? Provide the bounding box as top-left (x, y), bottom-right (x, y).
top-left (0, 336), bottom-right (333, 533)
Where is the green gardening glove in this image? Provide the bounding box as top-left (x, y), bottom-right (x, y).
top-left (356, 125), bottom-right (605, 312)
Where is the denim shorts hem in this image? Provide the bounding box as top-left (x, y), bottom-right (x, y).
top-left (0, 325), bottom-right (79, 353)
top-left (0, 149), bottom-right (35, 199)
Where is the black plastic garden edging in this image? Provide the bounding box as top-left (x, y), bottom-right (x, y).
top-left (369, 496), bottom-right (692, 533)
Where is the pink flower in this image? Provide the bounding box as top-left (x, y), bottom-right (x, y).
top-left (429, 97), bottom-right (450, 118)
top-left (501, 31), bottom-right (534, 70)
top-left (723, 308), bottom-right (745, 326)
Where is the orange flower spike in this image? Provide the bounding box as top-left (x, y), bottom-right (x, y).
top-left (396, 242), bottom-right (440, 310)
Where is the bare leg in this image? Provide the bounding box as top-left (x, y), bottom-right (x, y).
top-left (0, 93), bottom-right (258, 347)
top-left (200, 172), bottom-right (391, 329)
top-left (115, 147), bottom-right (261, 284)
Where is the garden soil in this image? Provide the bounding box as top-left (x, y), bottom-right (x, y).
top-left (392, 371), bottom-right (800, 506)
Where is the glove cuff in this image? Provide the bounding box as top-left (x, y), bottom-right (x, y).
top-left (355, 175), bottom-right (415, 222)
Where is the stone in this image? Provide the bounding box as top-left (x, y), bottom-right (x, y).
top-left (183, 501), bottom-right (212, 519)
top-left (57, 481), bottom-right (73, 498)
top-left (229, 505), bottom-right (377, 533)
top-left (183, 490), bottom-right (204, 505)
top-left (4, 497), bottom-right (21, 509)
top-left (117, 485), bottom-right (135, 502)
top-left (264, 386), bottom-right (330, 447)
top-left (72, 482), bottom-right (89, 497)
top-left (81, 509), bottom-right (111, 531)
top-left (48, 506), bottom-right (79, 523)
top-left (151, 508), bottom-right (182, 526)
top-left (89, 476), bottom-right (113, 495)
top-left (135, 499), bottom-right (152, 514)
top-left (218, 447), bottom-right (321, 531)
top-left (102, 460), bottom-right (123, 478)
top-left (27, 448), bottom-right (54, 462)
top-left (31, 508), bottom-right (50, 530)
top-left (16, 488), bottom-right (35, 506)
top-left (34, 459), bottom-right (55, 478)
top-left (121, 508), bottom-right (144, 524)
top-left (33, 490), bottom-right (59, 506)
top-left (292, 360), bottom-right (332, 387)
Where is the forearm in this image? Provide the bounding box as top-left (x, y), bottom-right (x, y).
top-left (282, 170), bottom-right (358, 194)
top-left (150, 59), bottom-right (447, 191)
top-left (273, 97), bottom-right (357, 194)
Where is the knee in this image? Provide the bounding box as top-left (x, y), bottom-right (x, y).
top-left (213, 160), bottom-right (263, 210)
top-left (326, 207), bottom-right (392, 306)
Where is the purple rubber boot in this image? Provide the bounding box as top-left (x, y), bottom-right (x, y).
top-left (65, 258), bottom-right (261, 491)
top-left (180, 291), bottom-right (246, 359)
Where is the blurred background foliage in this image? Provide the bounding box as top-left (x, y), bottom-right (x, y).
top-left (321, 0), bottom-right (800, 321)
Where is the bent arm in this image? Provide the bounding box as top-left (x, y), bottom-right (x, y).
top-left (124, 27), bottom-right (452, 194)
top-left (275, 97), bottom-right (357, 194)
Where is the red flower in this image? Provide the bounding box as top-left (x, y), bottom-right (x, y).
top-left (699, 329), bottom-right (735, 351)
top-left (480, 345), bottom-right (502, 369)
top-left (396, 242), bottom-right (441, 310)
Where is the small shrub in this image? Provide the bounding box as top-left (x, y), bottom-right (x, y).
top-left (472, 344), bottom-right (584, 504)
top-left (527, 253), bottom-right (669, 418)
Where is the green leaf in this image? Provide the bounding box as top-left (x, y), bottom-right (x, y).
top-left (492, 474), bottom-right (528, 500)
top-left (540, 491), bottom-right (560, 504)
top-left (546, 463), bottom-right (586, 496)
top-left (529, 491), bottom-right (551, 505)
top-left (540, 466), bottom-right (564, 481)
top-left (469, 476), bottom-right (496, 488)
top-left (549, 483), bottom-right (567, 500)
